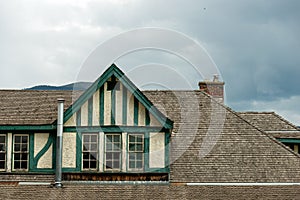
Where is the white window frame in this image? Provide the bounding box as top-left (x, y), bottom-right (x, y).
top-left (0, 134), bottom-right (6, 171)
top-left (127, 133), bottom-right (144, 171)
top-left (82, 133), bottom-right (98, 171)
top-left (12, 134), bottom-right (29, 171)
top-left (104, 133), bottom-right (122, 171)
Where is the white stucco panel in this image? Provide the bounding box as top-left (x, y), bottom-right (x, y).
top-left (37, 144), bottom-right (52, 169)
top-left (62, 132), bottom-right (77, 168)
top-left (64, 113), bottom-right (76, 127)
top-left (149, 132), bottom-right (165, 168)
top-left (34, 133), bottom-right (49, 157)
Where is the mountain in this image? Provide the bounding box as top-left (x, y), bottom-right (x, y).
top-left (24, 82), bottom-right (93, 91)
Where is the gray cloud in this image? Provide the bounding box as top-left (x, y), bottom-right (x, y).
top-left (0, 0), bottom-right (299, 124)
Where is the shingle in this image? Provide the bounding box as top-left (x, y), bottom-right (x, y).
top-left (144, 90), bottom-right (300, 183)
top-left (0, 90), bottom-right (82, 125)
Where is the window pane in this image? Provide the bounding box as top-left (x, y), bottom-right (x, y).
top-left (136, 161), bottom-right (142, 169)
top-left (0, 144), bottom-right (5, 152)
top-left (91, 135), bottom-right (97, 142)
top-left (21, 161), bottom-right (27, 169)
top-left (83, 152), bottom-right (89, 159)
top-left (0, 153), bottom-right (5, 160)
top-left (15, 136), bottom-right (21, 143)
top-left (106, 161), bottom-right (112, 169)
top-left (106, 152), bottom-right (112, 160)
top-left (14, 153), bottom-right (20, 160)
top-left (137, 153), bottom-right (143, 160)
top-left (83, 161), bottom-right (89, 169)
top-left (90, 153), bottom-right (97, 160)
top-left (106, 143), bottom-right (112, 151)
top-left (128, 134), bottom-right (144, 170)
top-left (14, 161), bottom-right (20, 169)
top-left (113, 135), bottom-right (120, 143)
top-left (0, 161), bottom-right (5, 169)
top-left (83, 135), bottom-right (90, 142)
top-left (14, 144), bottom-right (20, 151)
top-left (106, 135), bottom-right (112, 142)
top-left (113, 161), bottom-right (119, 168)
top-left (90, 161), bottom-right (97, 169)
top-left (22, 136), bottom-right (28, 143)
top-left (21, 153), bottom-right (28, 160)
top-left (136, 136), bottom-right (143, 143)
top-left (136, 144), bottom-right (143, 152)
top-left (91, 144), bottom-right (97, 151)
top-left (0, 136), bottom-right (5, 143)
top-left (22, 144), bottom-right (28, 151)
top-left (82, 134), bottom-right (98, 170)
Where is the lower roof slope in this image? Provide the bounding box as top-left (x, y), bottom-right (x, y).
top-left (145, 91), bottom-right (300, 183)
top-left (238, 112), bottom-right (300, 139)
top-left (0, 90), bottom-right (81, 125)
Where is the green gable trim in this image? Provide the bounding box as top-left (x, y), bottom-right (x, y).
top-left (62, 63), bottom-right (173, 129)
top-left (111, 84), bottom-right (116, 125)
top-left (100, 86), bottom-right (104, 125)
top-left (76, 109), bottom-right (81, 127)
top-left (63, 126), bottom-right (168, 133)
top-left (88, 97), bottom-right (93, 126)
top-left (0, 125), bottom-right (55, 131)
top-left (122, 86), bottom-right (127, 125)
top-left (278, 138), bottom-right (300, 144)
top-left (134, 97), bottom-right (139, 126)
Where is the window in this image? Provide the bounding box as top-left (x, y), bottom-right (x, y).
top-left (82, 133), bottom-right (98, 170)
top-left (105, 134), bottom-right (121, 171)
top-left (13, 135), bottom-right (29, 170)
top-left (128, 134), bottom-right (144, 170)
top-left (0, 135), bottom-right (6, 170)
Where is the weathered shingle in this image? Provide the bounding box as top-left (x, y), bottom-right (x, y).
top-left (238, 112), bottom-right (300, 139)
top-left (0, 90), bottom-right (82, 125)
top-left (144, 91), bottom-right (300, 183)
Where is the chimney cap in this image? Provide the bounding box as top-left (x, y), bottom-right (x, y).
top-left (57, 98), bottom-right (65, 102)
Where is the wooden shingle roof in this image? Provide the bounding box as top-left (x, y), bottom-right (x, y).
top-left (238, 112), bottom-right (300, 139)
top-left (0, 90), bottom-right (81, 125)
top-left (144, 91), bottom-right (300, 183)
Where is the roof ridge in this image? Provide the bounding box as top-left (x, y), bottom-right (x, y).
top-left (237, 111), bottom-right (275, 114)
top-left (270, 112), bottom-right (300, 131)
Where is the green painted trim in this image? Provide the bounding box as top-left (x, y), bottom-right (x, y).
top-left (122, 86), bottom-right (127, 125)
top-left (0, 125), bottom-right (55, 131)
top-left (88, 97), bottom-right (93, 126)
top-left (278, 138), bottom-right (300, 144)
top-left (62, 63), bottom-right (173, 129)
top-left (76, 109), bottom-right (81, 127)
top-left (144, 132), bottom-right (149, 171)
top-left (76, 131), bottom-right (82, 171)
top-left (111, 82), bottom-right (116, 125)
top-left (63, 126), bottom-right (168, 133)
top-left (165, 131), bottom-right (170, 169)
top-left (29, 133), bottom-right (34, 171)
top-left (33, 133), bottom-right (54, 169)
top-left (100, 86), bottom-right (104, 126)
top-left (62, 168), bottom-right (80, 172)
top-left (134, 98), bottom-right (139, 126)
top-left (145, 109), bottom-right (150, 126)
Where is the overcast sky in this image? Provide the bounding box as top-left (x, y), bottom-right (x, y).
top-left (0, 0), bottom-right (299, 125)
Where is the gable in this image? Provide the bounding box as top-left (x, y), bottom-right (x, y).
top-left (64, 64), bottom-right (172, 129)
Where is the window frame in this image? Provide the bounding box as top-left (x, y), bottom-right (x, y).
top-left (12, 134), bottom-right (29, 171)
top-left (127, 133), bottom-right (144, 171)
top-left (0, 134), bottom-right (6, 171)
top-left (104, 133), bottom-right (122, 172)
top-left (81, 133), bottom-right (99, 171)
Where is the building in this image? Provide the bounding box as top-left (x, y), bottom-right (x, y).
top-left (0, 64), bottom-right (300, 199)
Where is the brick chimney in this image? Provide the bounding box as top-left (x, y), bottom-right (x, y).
top-left (199, 75), bottom-right (224, 102)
